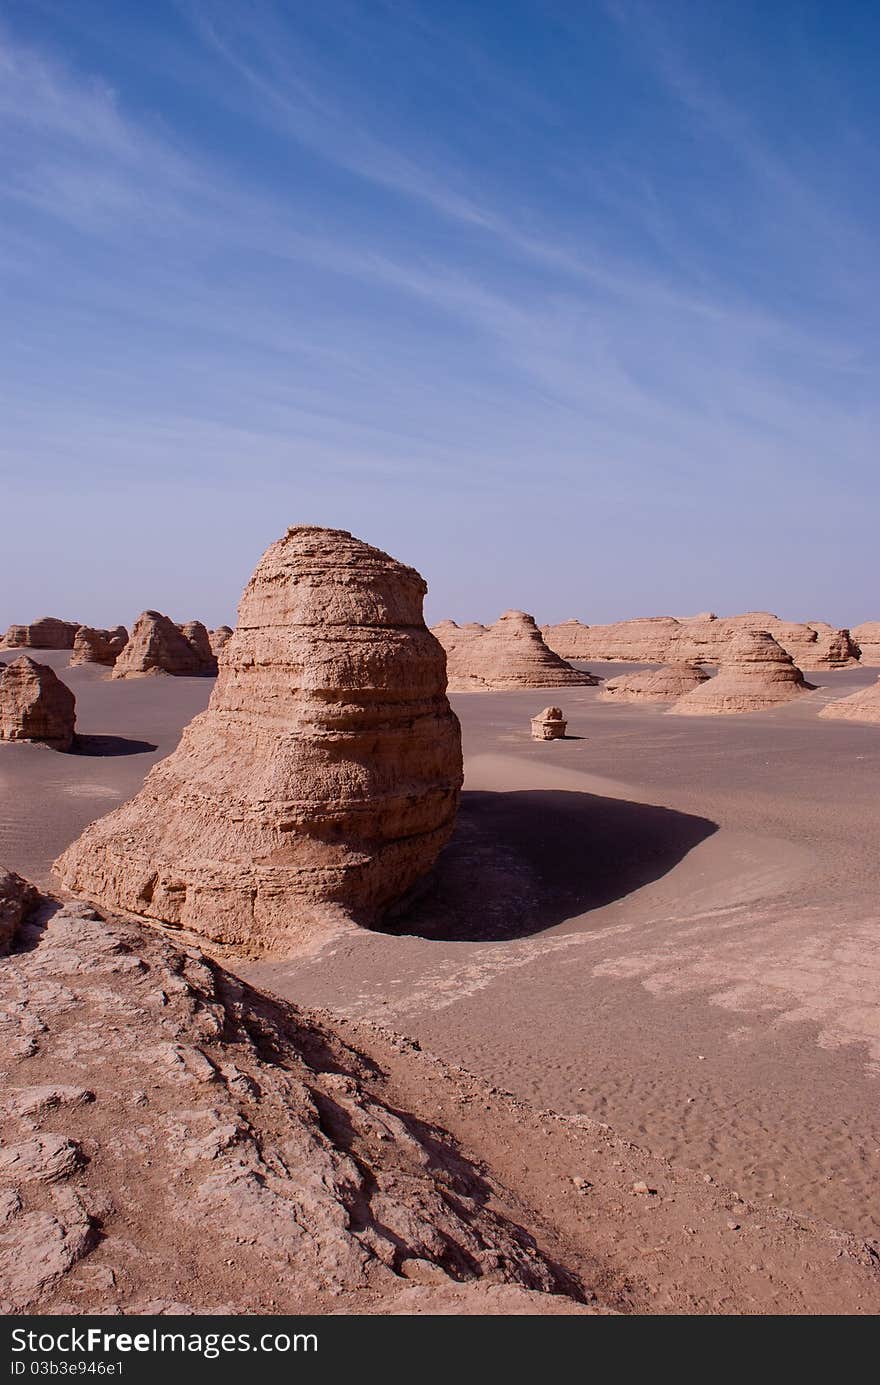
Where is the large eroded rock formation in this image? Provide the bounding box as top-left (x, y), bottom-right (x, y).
top-left (852, 622), bottom-right (880, 666)
top-left (0, 657), bottom-right (76, 750)
top-left (69, 626), bottom-right (128, 668)
top-left (56, 527), bottom-right (463, 953)
top-left (668, 631), bottom-right (813, 716)
top-left (434, 612), bottom-right (597, 692)
top-left (0, 618), bottom-right (81, 651)
top-left (112, 611), bottom-right (216, 678)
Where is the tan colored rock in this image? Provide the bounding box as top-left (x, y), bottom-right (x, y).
top-left (0, 899), bottom-right (577, 1313)
top-left (178, 621), bottom-right (218, 675)
top-left (436, 612), bottom-right (597, 692)
top-left (0, 657), bottom-right (76, 750)
top-left (601, 663), bottom-right (710, 703)
top-left (209, 625), bottom-right (234, 656)
top-left (69, 626), bottom-right (129, 668)
top-left (0, 869), bottom-right (38, 954)
top-left (56, 526), bottom-right (463, 954)
top-left (852, 622), bottom-right (880, 666)
top-left (112, 611), bottom-right (214, 678)
top-left (668, 631), bottom-right (813, 716)
top-left (818, 676), bottom-right (880, 724)
top-left (0, 618), bottom-right (80, 651)
top-left (530, 707), bottom-right (567, 740)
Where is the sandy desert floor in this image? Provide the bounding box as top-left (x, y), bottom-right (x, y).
top-left (3, 652), bottom-right (880, 1252)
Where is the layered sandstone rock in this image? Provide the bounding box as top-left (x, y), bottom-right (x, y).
top-left (0, 618), bottom-right (80, 651)
top-left (435, 612), bottom-right (597, 692)
top-left (601, 663), bottom-right (710, 703)
top-left (852, 622), bottom-right (880, 666)
top-left (69, 626), bottom-right (129, 668)
top-left (0, 658), bottom-right (76, 750)
top-left (530, 707), bottom-right (567, 740)
top-left (668, 631), bottom-right (812, 716)
top-left (818, 677), bottom-right (880, 724)
top-left (0, 868), bottom-right (38, 954)
top-left (543, 612), bottom-right (856, 670)
top-left (56, 527), bottom-right (463, 953)
top-left (178, 621), bottom-right (218, 675)
top-left (209, 625), bottom-right (234, 656)
top-left (112, 611), bottom-right (215, 678)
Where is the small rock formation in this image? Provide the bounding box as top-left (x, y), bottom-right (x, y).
top-left (852, 622), bottom-right (880, 666)
top-left (434, 612), bottom-right (598, 692)
top-left (668, 631), bottom-right (813, 716)
top-left (530, 707), bottom-right (567, 740)
top-left (56, 526), bottom-right (463, 953)
top-left (818, 676), bottom-right (880, 724)
top-left (69, 626), bottom-right (128, 668)
top-left (0, 897), bottom-right (580, 1314)
top-left (209, 625), bottom-right (234, 656)
top-left (112, 611), bottom-right (216, 678)
top-left (601, 663), bottom-right (710, 703)
top-left (0, 618), bottom-right (80, 651)
top-left (0, 658), bottom-right (76, 750)
top-left (0, 868), bottom-right (37, 954)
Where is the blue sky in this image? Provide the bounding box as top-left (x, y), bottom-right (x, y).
top-left (1, 0), bottom-right (878, 629)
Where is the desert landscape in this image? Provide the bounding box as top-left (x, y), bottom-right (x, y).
top-left (2, 525), bottom-right (880, 1317)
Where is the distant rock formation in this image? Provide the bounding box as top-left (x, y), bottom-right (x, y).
top-left (69, 626), bottom-right (129, 668)
top-left (543, 612), bottom-right (856, 670)
top-left (852, 622), bottom-right (880, 666)
top-left (530, 707), bottom-right (567, 740)
top-left (601, 663), bottom-right (710, 703)
top-left (434, 612), bottom-right (598, 692)
top-left (0, 618), bottom-right (80, 650)
top-left (177, 621), bottom-right (218, 675)
top-left (0, 657), bottom-right (76, 750)
top-left (668, 631), bottom-right (813, 716)
top-left (0, 868), bottom-right (37, 954)
top-left (56, 526), bottom-right (463, 954)
top-left (818, 676), bottom-right (880, 724)
top-left (112, 611), bottom-right (216, 679)
top-left (208, 625), bottom-right (234, 656)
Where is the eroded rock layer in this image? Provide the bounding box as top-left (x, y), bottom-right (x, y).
top-left (543, 614), bottom-right (857, 670)
top-left (69, 626), bottom-right (128, 668)
top-left (853, 622), bottom-right (880, 666)
top-left (0, 898), bottom-right (579, 1314)
top-left (112, 611), bottom-right (216, 678)
top-left (668, 631), bottom-right (813, 716)
top-left (56, 527), bottom-right (463, 953)
top-left (0, 618), bottom-right (80, 651)
top-left (818, 677), bottom-right (880, 724)
top-left (434, 612), bottom-right (597, 692)
top-left (0, 658), bottom-right (76, 750)
top-left (600, 663), bottom-right (710, 703)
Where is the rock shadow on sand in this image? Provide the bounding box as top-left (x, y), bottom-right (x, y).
top-left (383, 788), bottom-right (718, 943)
top-left (73, 734), bottom-right (158, 757)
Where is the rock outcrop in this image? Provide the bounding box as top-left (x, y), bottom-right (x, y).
top-left (435, 612), bottom-right (598, 692)
top-left (112, 611), bottom-right (216, 679)
top-left (601, 663), bottom-right (710, 703)
top-left (668, 631), bottom-right (813, 716)
top-left (0, 897), bottom-right (582, 1314)
top-left (0, 618), bottom-right (80, 651)
top-left (818, 677), bottom-right (880, 724)
top-left (0, 868), bottom-right (37, 954)
top-left (178, 621), bottom-right (218, 675)
top-left (56, 527), bottom-right (463, 953)
top-left (853, 622), bottom-right (880, 666)
top-left (543, 613), bottom-right (856, 671)
top-left (209, 625), bottom-right (234, 656)
top-left (69, 626), bottom-right (128, 668)
top-left (0, 658), bottom-right (76, 750)
top-left (530, 707), bottom-right (567, 740)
